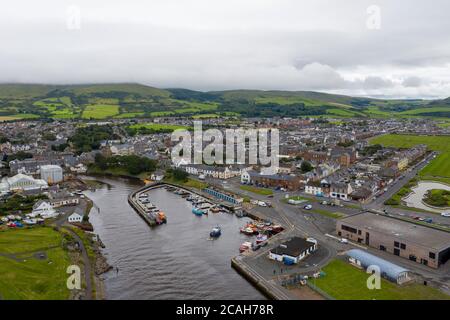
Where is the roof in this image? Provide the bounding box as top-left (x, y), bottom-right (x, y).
top-left (347, 249), bottom-right (409, 280)
top-left (339, 212), bottom-right (450, 251)
top-left (270, 237), bottom-right (315, 257)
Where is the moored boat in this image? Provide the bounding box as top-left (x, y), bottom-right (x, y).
top-left (209, 226), bottom-right (221, 238)
top-left (192, 207), bottom-right (204, 216)
top-left (256, 234), bottom-right (268, 244)
top-left (239, 241), bottom-right (252, 253)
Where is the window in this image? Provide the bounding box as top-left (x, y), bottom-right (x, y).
top-left (400, 243), bottom-right (406, 250)
top-left (394, 241), bottom-right (400, 248)
top-left (394, 248), bottom-right (400, 256)
top-left (358, 230), bottom-right (362, 235)
top-left (380, 245), bottom-right (386, 251)
top-left (429, 252), bottom-right (436, 259)
top-left (341, 225), bottom-right (357, 234)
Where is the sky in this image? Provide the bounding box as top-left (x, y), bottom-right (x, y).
top-left (1, 0), bottom-right (449, 99)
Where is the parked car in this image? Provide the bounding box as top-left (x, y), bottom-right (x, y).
top-left (340, 238), bottom-right (348, 244)
top-left (441, 212), bottom-right (450, 217)
top-left (303, 204), bottom-right (312, 210)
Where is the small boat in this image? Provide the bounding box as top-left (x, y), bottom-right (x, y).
top-left (256, 234), bottom-right (268, 244)
top-left (239, 241), bottom-right (252, 253)
top-left (209, 226), bottom-right (221, 238)
top-left (210, 206), bottom-right (220, 213)
top-left (240, 227), bottom-right (257, 235)
top-left (192, 207), bottom-right (204, 216)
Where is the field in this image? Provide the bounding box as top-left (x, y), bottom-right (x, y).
top-left (0, 227), bottom-right (71, 300)
top-left (311, 259), bottom-right (449, 300)
top-left (370, 134), bottom-right (450, 183)
top-left (310, 208), bottom-right (344, 219)
top-left (239, 185), bottom-right (273, 195)
top-left (82, 104), bottom-right (119, 119)
top-left (128, 123), bottom-right (189, 132)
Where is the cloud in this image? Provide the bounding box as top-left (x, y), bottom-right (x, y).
top-left (402, 76), bottom-right (423, 88)
top-left (0, 0), bottom-right (449, 99)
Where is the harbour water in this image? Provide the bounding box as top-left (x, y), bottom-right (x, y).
top-left (84, 176), bottom-right (265, 300)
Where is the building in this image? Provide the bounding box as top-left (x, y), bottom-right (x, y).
top-left (31, 200), bottom-right (58, 219)
top-left (305, 180), bottom-right (324, 196)
top-left (329, 182), bottom-right (353, 201)
top-left (242, 171), bottom-right (302, 191)
top-left (337, 212), bottom-right (450, 269)
top-left (9, 158), bottom-right (64, 175)
top-left (269, 237), bottom-right (317, 264)
top-left (48, 190), bottom-right (79, 207)
top-left (68, 212), bottom-right (83, 223)
top-left (40, 165), bottom-right (63, 184)
top-left (346, 249), bottom-right (410, 284)
top-left (0, 173), bottom-right (48, 195)
top-left (204, 188), bottom-right (243, 204)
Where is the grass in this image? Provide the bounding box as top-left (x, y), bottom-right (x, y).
top-left (239, 185), bottom-right (273, 195)
top-left (113, 112), bottom-right (145, 118)
top-left (82, 104), bottom-right (119, 119)
top-left (0, 227), bottom-right (71, 300)
top-left (128, 123), bottom-right (189, 132)
top-left (370, 135), bottom-right (450, 182)
top-left (164, 177), bottom-right (208, 190)
top-left (311, 259), bottom-right (449, 300)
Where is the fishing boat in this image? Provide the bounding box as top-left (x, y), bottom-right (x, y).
top-left (256, 234), bottom-right (268, 244)
top-left (209, 226), bottom-right (221, 238)
top-left (240, 226), bottom-right (257, 235)
top-left (192, 207), bottom-right (205, 216)
top-left (156, 211), bottom-right (167, 224)
top-left (239, 241), bottom-right (252, 253)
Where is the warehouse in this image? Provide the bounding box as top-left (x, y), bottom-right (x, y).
top-left (337, 212), bottom-right (450, 269)
top-left (347, 249), bottom-right (410, 284)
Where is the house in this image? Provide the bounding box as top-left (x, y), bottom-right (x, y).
top-left (150, 170), bottom-right (165, 182)
top-left (329, 182), bottom-right (353, 201)
top-left (48, 190), bottom-right (79, 207)
top-left (242, 171), bottom-right (302, 191)
top-left (31, 200), bottom-right (58, 219)
top-left (269, 237), bottom-right (317, 264)
top-left (68, 212), bottom-right (83, 223)
top-left (110, 144), bottom-right (134, 156)
top-left (305, 180), bottom-right (324, 196)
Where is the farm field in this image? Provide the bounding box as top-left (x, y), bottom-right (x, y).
top-left (311, 259), bottom-right (449, 300)
top-left (128, 123), bottom-right (189, 131)
top-left (82, 104), bottom-right (119, 119)
top-left (370, 134), bottom-right (450, 183)
top-left (0, 227), bottom-right (71, 300)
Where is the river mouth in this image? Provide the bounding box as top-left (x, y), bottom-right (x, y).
top-left (402, 181), bottom-right (450, 213)
top-left (84, 176), bottom-right (265, 300)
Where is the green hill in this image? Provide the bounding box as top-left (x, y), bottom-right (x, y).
top-left (0, 83), bottom-right (447, 120)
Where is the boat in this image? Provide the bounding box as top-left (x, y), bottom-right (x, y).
top-left (155, 211), bottom-right (167, 224)
top-left (209, 226), bottom-right (221, 238)
top-left (240, 227), bottom-right (257, 235)
top-left (192, 207), bottom-right (205, 216)
top-left (210, 206), bottom-right (220, 213)
top-left (256, 234), bottom-right (268, 244)
top-left (239, 241), bottom-right (252, 253)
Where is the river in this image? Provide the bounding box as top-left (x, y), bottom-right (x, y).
top-left (83, 176), bottom-right (265, 300)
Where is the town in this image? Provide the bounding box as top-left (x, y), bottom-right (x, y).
top-left (1, 114), bottom-right (449, 300)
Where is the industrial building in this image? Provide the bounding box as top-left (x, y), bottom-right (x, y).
top-left (40, 165), bottom-right (63, 184)
top-left (346, 249), bottom-right (410, 284)
top-left (337, 212), bottom-right (450, 269)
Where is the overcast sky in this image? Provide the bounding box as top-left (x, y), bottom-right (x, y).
top-left (1, 0), bottom-right (450, 98)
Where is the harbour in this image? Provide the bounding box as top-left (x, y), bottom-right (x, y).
top-left (84, 176), bottom-right (265, 300)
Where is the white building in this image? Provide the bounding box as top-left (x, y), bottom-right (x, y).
top-left (32, 200), bottom-right (58, 219)
top-left (68, 212), bottom-right (83, 223)
top-left (269, 237), bottom-right (317, 264)
top-left (40, 165), bottom-right (63, 184)
top-left (0, 173), bottom-right (48, 195)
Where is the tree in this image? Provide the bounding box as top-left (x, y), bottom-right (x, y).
top-left (300, 161), bottom-right (313, 173)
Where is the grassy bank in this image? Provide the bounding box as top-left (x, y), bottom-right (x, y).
top-left (0, 227), bottom-right (71, 300)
